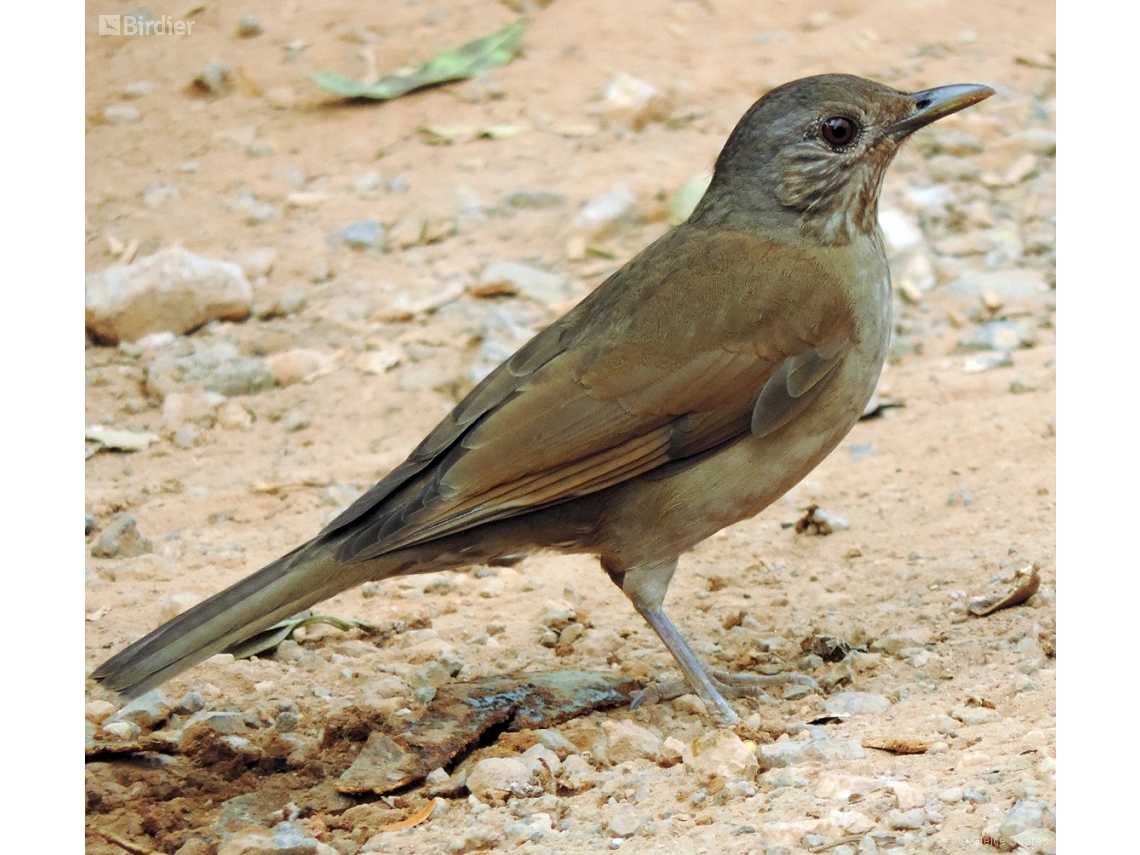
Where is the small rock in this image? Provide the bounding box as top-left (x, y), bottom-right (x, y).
top-left (185, 710), bottom-right (247, 735)
top-left (994, 798), bottom-right (1056, 848)
top-left (247, 203), bottom-right (280, 225)
top-left (606, 805), bottom-right (645, 838)
top-left (217, 400), bottom-right (253, 430)
top-left (467, 757), bottom-right (541, 802)
top-left (887, 808), bottom-right (927, 830)
top-left (477, 262), bottom-right (580, 305)
top-left (888, 781), bottom-right (925, 810)
top-left (233, 249), bottom-right (278, 279)
top-left (963, 351), bottom-right (1014, 373)
top-left (162, 391), bottom-right (227, 431)
top-left (659, 736), bottom-right (685, 767)
top-left (683, 729), bottom-right (759, 783)
top-left (504, 812), bottom-right (553, 844)
top-left (943, 269), bottom-right (1049, 300)
top-left (91, 513), bottom-right (153, 558)
top-left (957, 320), bottom-right (1035, 351)
top-left (822, 692), bottom-right (891, 716)
top-left (107, 689), bottom-right (172, 730)
top-left (86, 247), bottom-right (252, 344)
top-left (574, 185), bottom-right (639, 239)
top-left (143, 183), bottom-right (179, 208)
top-left (176, 691), bottom-right (206, 714)
top-left (442, 825), bottom-right (503, 854)
top-left (193, 61), bottom-right (233, 98)
top-left (387, 175), bottom-right (410, 194)
top-left (122, 81), bottom-right (155, 99)
top-left (333, 220), bottom-right (385, 251)
top-left (217, 821), bottom-right (321, 855)
top-left (758, 735), bottom-right (865, 769)
top-left (104, 104), bottom-right (142, 125)
top-left (534, 728), bottom-right (579, 758)
top-left (603, 73), bottom-right (671, 130)
top-left (387, 215), bottom-right (426, 250)
top-left (236, 15), bottom-right (263, 38)
top-left (85, 425), bottom-right (159, 453)
top-left (600, 720), bottom-right (661, 764)
top-left (86, 700), bottom-right (117, 723)
top-left (559, 753), bottom-right (596, 792)
top-left (950, 704), bottom-right (999, 725)
top-left (282, 411), bottom-right (312, 432)
top-left (102, 720), bottom-right (141, 741)
top-left (266, 349), bottom-right (334, 386)
top-left (352, 172), bottom-right (381, 194)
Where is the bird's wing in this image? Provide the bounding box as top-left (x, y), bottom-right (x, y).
top-left (323, 225), bottom-right (856, 561)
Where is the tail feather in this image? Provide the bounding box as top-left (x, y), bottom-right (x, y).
top-left (91, 537), bottom-right (387, 699)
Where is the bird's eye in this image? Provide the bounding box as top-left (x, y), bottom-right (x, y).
top-left (820, 116), bottom-right (858, 148)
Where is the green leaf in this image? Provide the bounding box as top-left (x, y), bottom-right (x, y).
top-left (310, 18), bottom-right (527, 101)
top-left (224, 614), bottom-right (374, 660)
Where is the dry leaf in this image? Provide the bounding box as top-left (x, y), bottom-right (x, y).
top-left (968, 563), bottom-right (1041, 616)
top-left (378, 798), bottom-right (442, 832)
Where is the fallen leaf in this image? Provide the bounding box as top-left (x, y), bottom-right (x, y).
top-left (968, 563), bottom-right (1041, 616)
top-left (310, 19), bottom-right (527, 101)
top-left (378, 798), bottom-right (442, 832)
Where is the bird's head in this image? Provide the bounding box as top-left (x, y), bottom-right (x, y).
top-left (694, 74), bottom-right (994, 246)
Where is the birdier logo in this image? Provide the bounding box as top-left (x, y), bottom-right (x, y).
top-left (98, 14), bottom-right (195, 36)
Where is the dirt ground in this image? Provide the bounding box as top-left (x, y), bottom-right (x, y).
top-left (84, 1), bottom-right (1056, 853)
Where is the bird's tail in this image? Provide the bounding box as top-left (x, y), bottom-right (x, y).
top-left (91, 536), bottom-right (388, 699)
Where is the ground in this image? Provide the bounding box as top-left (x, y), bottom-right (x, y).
top-left (84, 1), bottom-right (1056, 853)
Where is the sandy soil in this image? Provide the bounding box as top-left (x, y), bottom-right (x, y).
top-left (84, 1), bottom-right (1056, 853)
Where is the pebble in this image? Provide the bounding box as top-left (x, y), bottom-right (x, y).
top-left (888, 781), bottom-right (925, 810)
top-left (387, 175), bottom-right (410, 194)
top-left (670, 171), bottom-right (712, 224)
top-left (162, 391), bottom-right (226, 431)
top-left (217, 400), bottom-right (254, 430)
top-left (107, 689), bottom-right (172, 730)
top-left (506, 189), bottom-right (569, 210)
top-left (758, 735), bottom-right (866, 769)
top-left (574, 185), bottom-right (639, 240)
top-left (176, 691), bottom-right (206, 714)
top-left (233, 248), bottom-right (278, 279)
top-left (91, 513), bottom-right (153, 558)
top-left (217, 821), bottom-right (330, 855)
top-left (467, 757), bottom-right (541, 802)
top-left (247, 203), bottom-right (280, 224)
top-left (85, 425), bottom-right (160, 453)
top-left (333, 220), bottom-right (385, 250)
top-left (148, 342), bottom-right (274, 399)
top-left (353, 172), bottom-right (381, 194)
top-left (236, 15), bottom-right (263, 37)
top-left (887, 808), bottom-right (928, 830)
top-left (102, 720), bottom-right (141, 740)
top-left (104, 104), bottom-right (142, 124)
top-left (991, 799), bottom-right (1056, 849)
top-left (185, 710), bottom-right (247, 735)
top-left (600, 720), bottom-right (662, 764)
top-left (606, 805), bottom-right (645, 838)
top-left (443, 826), bottom-right (503, 854)
top-left (504, 812), bottom-right (553, 844)
top-left (283, 410), bottom-right (312, 432)
top-left (122, 81), bottom-right (155, 99)
top-left (266, 349), bottom-right (334, 386)
top-left (963, 350), bottom-right (1014, 373)
top-left (478, 262), bottom-right (581, 305)
top-left (682, 729), bottom-right (758, 783)
top-left (602, 73), bottom-right (671, 130)
top-left (193, 61), bottom-right (233, 98)
top-left (943, 269), bottom-right (1049, 300)
top-left (957, 320), bottom-right (1035, 351)
top-left (822, 692), bottom-right (891, 716)
top-left (85, 700), bottom-right (117, 723)
top-left (86, 247), bottom-right (252, 344)
top-left (144, 182), bottom-right (179, 207)
top-left (950, 704), bottom-right (998, 725)
top-left (558, 754), bottom-right (596, 793)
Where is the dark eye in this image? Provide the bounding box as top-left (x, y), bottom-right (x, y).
top-left (820, 116), bottom-right (858, 148)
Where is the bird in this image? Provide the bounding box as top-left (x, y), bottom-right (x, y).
top-left (92, 74), bottom-right (994, 726)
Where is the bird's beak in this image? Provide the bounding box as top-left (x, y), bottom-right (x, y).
top-left (888, 83), bottom-right (995, 140)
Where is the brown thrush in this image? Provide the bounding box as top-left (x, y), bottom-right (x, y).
top-left (93, 74), bottom-right (994, 725)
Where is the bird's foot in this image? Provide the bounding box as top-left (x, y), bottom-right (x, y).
top-left (631, 668), bottom-right (819, 718)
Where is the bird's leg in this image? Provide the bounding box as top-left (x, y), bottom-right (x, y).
top-left (611, 559), bottom-right (739, 726)
top-left (612, 559), bottom-right (819, 726)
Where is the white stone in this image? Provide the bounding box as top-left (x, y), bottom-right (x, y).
top-left (682, 729), bottom-right (758, 783)
top-left (86, 247), bottom-right (252, 344)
